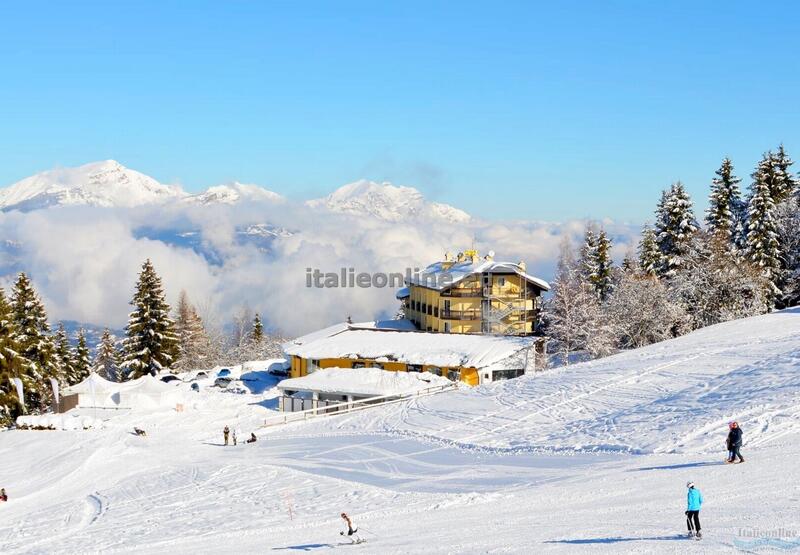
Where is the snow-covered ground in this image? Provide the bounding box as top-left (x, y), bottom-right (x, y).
top-left (2, 309), bottom-right (800, 553)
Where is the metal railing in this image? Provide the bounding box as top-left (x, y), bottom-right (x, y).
top-left (261, 383), bottom-right (457, 428)
top-left (440, 287), bottom-right (483, 297)
top-left (440, 309), bottom-right (482, 320)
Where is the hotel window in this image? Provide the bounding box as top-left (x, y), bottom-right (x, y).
top-left (407, 364), bottom-right (422, 373)
top-left (443, 322), bottom-right (451, 333)
top-left (427, 304), bottom-right (432, 315)
top-left (447, 368), bottom-right (461, 381)
top-left (309, 359), bottom-right (321, 373)
top-left (434, 307), bottom-right (439, 317)
top-left (498, 277), bottom-right (506, 286)
top-left (427, 366), bottom-right (442, 376)
top-left (352, 362), bottom-right (367, 369)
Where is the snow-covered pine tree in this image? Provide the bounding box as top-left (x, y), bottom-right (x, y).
top-left (620, 252), bottom-right (637, 273)
top-left (578, 225), bottom-right (598, 281)
top-left (772, 144), bottom-right (797, 203)
top-left (654, 182), bottom-right (699, 277)
top-left (746, 155), bottom-right (783, 303)
top-left (93, 328), bottom-right (120, 381)
top-left (590, 230), bottom-right (614, 301)
top-left (120, 260), bottom-right (178, 379)
top-left (72, 329), bottom-right (91, 383)
top-left (10, 273), bottom-right (59, 410)
top-left (638, 225), bottom-right (661, 277)
top-left (173, 290), bottom-right (212, 371)
top-left (705, 157), bottom-right (745, 246)
top-left (673, 232), bottom-right (770, 329)
top-left (53, 322), bottom-right (78, 385)
top-left (605, 272), bottom-right (688, 349)
top-left (543, 238), bottom-right (614, 364)
top-left (251, 314), bottom-right (264, 343)
top-left (0, 287), bottom-right (32, 427)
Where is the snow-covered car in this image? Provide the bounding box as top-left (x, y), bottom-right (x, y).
top-left (215, 376), bottom-right (233, 388)
top-left (160, 375), bottom-right (181, 384)
top-left (193, 371), bottom-right (208, 380)
top-left (217, 369), bottom-right (232, 378)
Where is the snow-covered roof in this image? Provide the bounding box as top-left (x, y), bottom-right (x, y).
top-left (283, 327), bottom-right (534, 370)
top-left (277, 368), bottom-right (452, 397)
top-left (283, 319), bottom-right (418, 352)
top-left (62, 372), bottom-right (120, 395)
top-left (395, 286), bottom-right (410, 299)
top-left (405, 259), bottom-right (550, 292)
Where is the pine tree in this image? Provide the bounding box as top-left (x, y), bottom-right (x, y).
top-left (705, 157), bottom-right (745, 246)
top-left (589, 230), bottom-right (614, 301)
top-left (772, 144), bottom-right (797, 203)
top-left (173, 290), bottom-right (212, 371)
top-left (11, 273), bottom-right (59, 410)
top-left (72, 329), bottom-right (91, 383)
top-left (250, 314), bottom-right (264, 343)
top-left (120, 260), bottom-right (178, 379)
top-left (53, 323), bottom-right (77, 385)
top-left (746, 155), bottom-right (783, 302)
top-left (654, 182), bottom-right (699, 277)
top-left (638, 225), bottom-right (661, 277)
top-left (578, 226), bottom-right (598, 281)
top-left (0, 288), bottom-right (32, 427)
top-left (93, 329), bottom-right (120, 381)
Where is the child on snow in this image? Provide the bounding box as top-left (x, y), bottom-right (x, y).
top-left (685, 481), bottom-right (703, 539)
top-left (0, 488), bottom-right (7, 502)
top-left (340, 512), bottom-right (363, 543)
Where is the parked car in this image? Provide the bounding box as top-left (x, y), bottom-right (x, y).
top-left (190, 382), bottom-right (200, 392)
top-left (268, 366), bottom-right (289, 378)
top-left (217, 369), bottom-right (232, 378)
top-left (215, 376), bottom-right (233, 388)
top-left (160, 375), bottom-right (181, 384)
top-left (193, 371), bottom-right (208, 380)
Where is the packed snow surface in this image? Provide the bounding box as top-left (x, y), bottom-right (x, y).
top-left (1, 309), bottom-right (800, 553)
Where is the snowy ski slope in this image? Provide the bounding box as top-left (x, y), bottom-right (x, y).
top-left (1, 308), bottom-right (799, 553)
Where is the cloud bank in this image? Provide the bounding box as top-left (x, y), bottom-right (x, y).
top-left (0, 200), bottom-right (640, 337)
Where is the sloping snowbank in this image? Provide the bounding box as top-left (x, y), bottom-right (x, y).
top-left (305, 307), bottom-right (800, 455)
top-left (17, 413), bottom-right (104, 430)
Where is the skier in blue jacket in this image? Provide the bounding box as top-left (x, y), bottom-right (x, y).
top-left (685, 481), bottom-right (703, 539)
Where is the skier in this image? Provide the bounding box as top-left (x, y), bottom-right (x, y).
top-left (727, 421), bottom-right (744, 463)
top-left (0, 488), bottom-right (7, 502)
top-left (340, 512), bottom-right (364, 544)
top-left (685, 481), bottom-right (703, 539)
top-left (232, 429), bottom-right (238, 446)
top-left (223, 425), bottom-right (230, 446)
top-left (246, 432), bottom-right (257, 444)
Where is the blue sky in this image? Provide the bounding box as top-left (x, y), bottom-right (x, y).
top-left (1, 1), bottom-right (798, 221)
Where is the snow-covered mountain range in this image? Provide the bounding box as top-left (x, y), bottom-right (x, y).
top-left (306, 179), bottom-right (471, 223)
top-left (0, 160), bottom-right (470, 223)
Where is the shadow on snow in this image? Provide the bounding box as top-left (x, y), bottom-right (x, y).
top-left (545, 534), bottom-right (687, 544)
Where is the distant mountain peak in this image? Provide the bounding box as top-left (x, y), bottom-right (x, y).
top-left (0, 160), bottom-right (185, 211)
top-left (307, 179), bottom-right (470, 223)
top-left (185, 182), bottom-right (284, 205)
